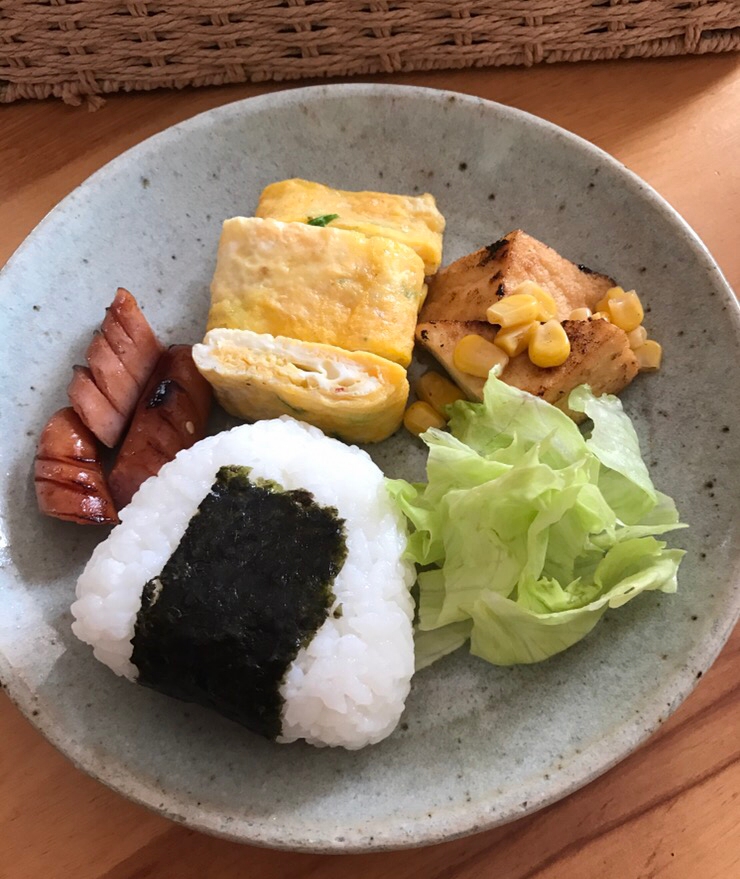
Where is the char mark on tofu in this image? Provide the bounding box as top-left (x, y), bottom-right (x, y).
top-left (477, 239), bottom-right (509, 266)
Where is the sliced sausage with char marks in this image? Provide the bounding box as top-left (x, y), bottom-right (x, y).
top-left (109, 345), bottom-right (212, 509)
top-left (68, 288), bottom-right (163, 447)
top-left (35, 408), bottom-right (119, 525)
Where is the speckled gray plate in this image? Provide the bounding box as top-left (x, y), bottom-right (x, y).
top-left (0, 85), bottom-right (738, 853)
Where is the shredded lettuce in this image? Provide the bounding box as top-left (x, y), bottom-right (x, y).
top-left (388, 375), bottom-right (685, 669)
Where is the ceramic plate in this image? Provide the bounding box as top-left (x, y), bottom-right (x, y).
top-left (0, 85), bottom-right (738, 853)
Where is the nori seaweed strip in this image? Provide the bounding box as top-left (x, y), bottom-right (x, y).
top-left (132, 465), bottom-right (347, 739)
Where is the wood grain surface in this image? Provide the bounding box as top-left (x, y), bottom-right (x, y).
top-left (1, 54), bottom-right (739, 879)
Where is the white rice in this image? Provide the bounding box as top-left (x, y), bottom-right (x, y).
top-left (71, 417), bottom-right (415, 749)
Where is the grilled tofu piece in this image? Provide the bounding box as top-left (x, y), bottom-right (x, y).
top-left (416, 320), bottom-right (498, 401)
top-left (416, 318), bottom-right (638, 422)
top-left (416, 230), bottom-right (640, 419)
top-left (256, 178), bottom-right (445, 275)
top-left (420, 230), bottom-right (615, 324)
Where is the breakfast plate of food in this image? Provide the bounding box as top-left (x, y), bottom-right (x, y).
top-left (0, 84), bottom-right (737, 852)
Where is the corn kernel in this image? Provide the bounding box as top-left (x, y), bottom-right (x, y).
top-left (453, 334), bottom-right (509, 377)
top-left (595, 286), bottom-right (625, 313)
top-left (415, 371), bottom-right (465, 416)
top-left (486, 293), bottom-right (539, 328)
top-left (606, 290), bottom-right (644, 332)
top-left (569, 307), bottom-right (592, 321)
top-left (529, 320), bottom-right (571, 368)
top-left (635, 339), bottom-right (662, 371)
top-left (403, 401), bottom-right (447, 436)
top-left (511, 281), bottom-right (558, 320)
top-left (591, 311), bottom-right (611, 322)
top-left (627, 325), bottom-right (648, 349)
top-left (494, 321), bottom-right (536, 357)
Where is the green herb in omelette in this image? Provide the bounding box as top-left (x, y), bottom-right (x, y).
top-left (307, 213), bottom-right (340, 227)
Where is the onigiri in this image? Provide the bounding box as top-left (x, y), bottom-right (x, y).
top-left (71, 417), bottom-right (415, 749)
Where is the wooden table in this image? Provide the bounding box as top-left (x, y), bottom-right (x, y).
top-left (1, 55), bottom-right (738, 879)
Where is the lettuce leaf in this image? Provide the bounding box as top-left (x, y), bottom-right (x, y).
top-left (388, 375), bottom-right (685, 667)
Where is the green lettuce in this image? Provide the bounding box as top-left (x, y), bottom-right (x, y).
top-left (388, 375), bottom-right (685, 669)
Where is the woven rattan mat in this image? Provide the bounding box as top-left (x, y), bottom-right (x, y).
top-left (2, 1), bottom-right (739, 107)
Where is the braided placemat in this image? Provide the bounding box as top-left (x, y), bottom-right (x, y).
top-left (2, 1), bottom-right (739, 107)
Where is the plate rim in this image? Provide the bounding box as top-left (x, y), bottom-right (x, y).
top-left (1, 82), bottom-right (738, 853)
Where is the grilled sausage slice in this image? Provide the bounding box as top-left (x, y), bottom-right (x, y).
top-left (109, 345), bottom-right (212, 509)
top-left (67, 365), bottom-right (127, 449)
top-left (68, 288), bottom-right (163, 447)
top-left (35, 408), bottom-right (119, 525)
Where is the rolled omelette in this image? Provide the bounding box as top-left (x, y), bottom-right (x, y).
top-left (192, 328), bottom-right (409, 444)
top-left (255, 178), bottom-right (445, 275)
top-left (206, 217), bottom-right (426, 367)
